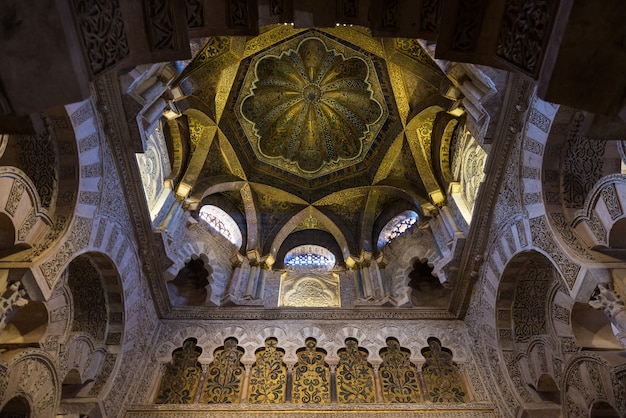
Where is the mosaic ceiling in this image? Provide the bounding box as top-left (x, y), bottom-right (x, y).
top-left (237, 34), bottom-right (386, 176)
top-left (173, 25), bottom-right (457, 247)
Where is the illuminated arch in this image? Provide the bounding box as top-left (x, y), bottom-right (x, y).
top-left (198, 204), bottom-right (243, 247)
top-left (377, 210), bottom-right (418, 249)
top-left (285, 245), bottom-right (336, 270)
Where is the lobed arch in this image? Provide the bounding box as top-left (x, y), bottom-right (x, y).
top-left (165, 240), bottom-right (230, 307)
top-left (384, 226), bottom-right (442, 306)
top-left (153, 326), bottom-right (212, 364)
top-left (166, 254), bottom-right (214, 307)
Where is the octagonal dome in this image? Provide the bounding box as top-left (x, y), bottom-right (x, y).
top-left (234, 30), bottom-right (389, 179)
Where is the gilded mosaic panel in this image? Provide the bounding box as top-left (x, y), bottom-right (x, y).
top-left (249, 338), bottom-right (287, 404)
top-left (421, 338), bottom-right (466, 403)
top-left (379, 338), bottom-right (422, 403)
top-left (239, 36), bottom-right (384, 175)
top-left (336, 338), bottom-right (376, 403)
top-left (292, 338), bottom-right (331, 404)
top-left (201, 338), bottom-right (245, 403)
top-left (156, 339), bottom-right (203, 404)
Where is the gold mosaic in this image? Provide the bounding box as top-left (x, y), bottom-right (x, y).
top-left (236, 31), bottom-right (387, 178)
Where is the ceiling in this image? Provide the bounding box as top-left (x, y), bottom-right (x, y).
top-left (164, 25), bottom-right (463, 260)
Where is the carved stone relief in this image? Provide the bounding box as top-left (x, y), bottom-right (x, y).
top-left (70, 0), bottom-right (129, 76)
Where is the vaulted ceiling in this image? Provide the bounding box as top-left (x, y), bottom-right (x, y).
top-left (164, 25), bottom-right (464, 258)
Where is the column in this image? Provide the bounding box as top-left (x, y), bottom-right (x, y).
top-left (221, 253), bottom-right (246, 304)
top-left (360, 254), bottom-right (374, 300)
top-left (372, 363), bottom-right (384, 403)
top-left (244, 253), bottom-right (261, 300)
top-left (285, 363), bottom-right (295, 402)
top-left (329, 363), bottom-right (337, 403)
top-left (241, 363), bottom-right (253, 402)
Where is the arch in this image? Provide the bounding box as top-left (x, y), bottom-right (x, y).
top-left (0, 170), bottom-right (51, 262)
top-left (384, 227), bottom-right (442, 306)
top-left (405, 106), bottom-right (447, 205)
top-left (336, 338), bottom-right (376, 403)
top-left (0, 395), bottom-right (31, 417)
top-left (292, 338), bottom-right (330, 404)
top-left (198, 204), bottom-right (243, 247)
top-left (0, 301), bottom-right (48, 347)
top-left (496, 251), bottom-right (559, 350)
top-left (376, 209), bottom-right (419, 250)
top-left (201, 337), bottom-right (245, 404)
top-left (284, 244), bottom-right (336, 269)
top-left (571, 302), bottom-right (623, 350)
top-left (166, 255), bottom-right (212, 306)
top-left (0, 350), bottom-right (60, 417)
top-left (589, 400), bottom-right (620, 418)
top-left (378, 337), bottom-right (422, 403)
top-left (492, 251), bottom-right (562, 408)
top-left (563, 355), bottom-right (624, 417)
top-left (196, 193), bottom-right (247, 250)
top-left (573, 175), bottom-right (626, 257)
top-left (407, 258), bottom-right (450, 308)
top-left (65, 252), bottom-right (125, 348)
top-left (373, 197), bottom-right (420, 249)
top-left (269, 206), bottom-right (350, 264)
top-left (155, 338), bottom-right (203, 404)
top-left (420, 337), bottom-right (467, 402)
top-left (248, 337), bottom-right (287, 404)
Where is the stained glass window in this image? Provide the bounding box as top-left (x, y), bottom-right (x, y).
top-left (198, 205), bottom-right (242, 247)
top-left (377, 210), bottom-right (418, 249)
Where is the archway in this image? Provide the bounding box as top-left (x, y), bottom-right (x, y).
top-left (0, 395), bottom-right (30, 417)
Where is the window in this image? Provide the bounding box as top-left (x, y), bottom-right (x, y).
top-left (377, 210), bottom-right (418, 249)
top-left (285, 245), bottom-right (335, 270)
top-left (198, 205), bottom-right (242, 247)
